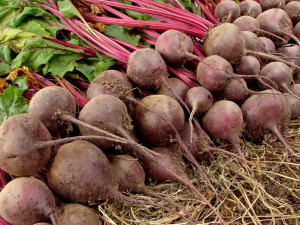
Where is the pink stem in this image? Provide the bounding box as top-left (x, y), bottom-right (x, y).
top-left (195, 0), bottom-right (220, 24)
top-left (127, 0), bottom-right (214, 28)
top-left (0, 216), bottom-right (11, 225)
top-left (60, 78), bottom-right (89, 106)
top-left (31, 71), bottom-right (55, 87)
top-left (83, 14), bottom-right (206, 38)
top-left (167, 66), bottom-right (196, 88)
top-left (0, 169), bottom-right (7, 188)
top-left (85, 0), bottom-right (212, 30)
top-left (42, 37), bottom-right (97, 55)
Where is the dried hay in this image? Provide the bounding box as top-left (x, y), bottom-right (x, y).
top-left (95, 118), bottom-right (300, 225)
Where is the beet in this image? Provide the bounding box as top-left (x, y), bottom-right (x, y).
top-left (259, 61), bottom-right (294, 93)
top-left (184, 86), bottom-right (213, 140)
top-left (86, 70), bottom-right (133, 100)
top-left (295, 21), bottom-right (300, 39)
top-left (109, 155), bottom-right (197, 224)
top-left (277, 44), bottom-right (300, 75)
top-left (185, 87), bottom-right (213, 115)
top-left (135, 95), bottom-right (185, 146)
top-left (204, 23), bottom-right (299, 68)
top-left (214, 0), bottom-right (240, 22)
top-left (126, 48), bottom-right (167, 91)
top-left (284, 1), bottom-right (300, 24)
top-left (242, 31), bottom-right (259, 51)
top-left (140, 145), bottom-right (226, 224)
top-left (260, 0), bottom-right (286, 11)
top-left (155, 30), bottom-right (195, 66)
top-left (48, 140), bottom-right (226, 224)
top-left (179, 122), bottom-right (210, 160)
top-left (233, 16), bottom-right (260, 32)
top-left (78, 94), bottom-right (137, 150)
top-left (157, 77), bottom-right (189, 103)
top-left (197, 55), bottom-right (234, 91)
top-left (204, 23), bottom-right (245, 64)
top-left (142, 146), bottom-right (188, 182)
top-left (236, 55), bottom-right (261, 76)
top-left (47, 140), bottom-right (128, 203)
top-left (284, 84), bottom-right (300, 119)
top-left (241, 89), bottom-right (298, 158)
top-left (239, 0), bottom-right (262, 18)
top-left (217, 78), bottom-right (252, 103)
top-left (0, 114), bottom-right (52, 176)
top-left (257, 37), bottom-right (276, 54)
top-left (0, 177), bottom-right (57, 225)
top-left (57, 203), bottom-right (100, 225)
top-left (202, 100), bottom-right (244, 156)
top-left (28, 86), bottom-right (76, 137)
top-left (256, 8), bottom-right (295, 45)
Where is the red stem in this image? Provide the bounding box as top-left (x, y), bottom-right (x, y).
top-left (195, 0), bottom-right (220, 24)
top-left (83, 14), bottom-right (206, 38)
top-left (85, 0), bottom-right (212, 30)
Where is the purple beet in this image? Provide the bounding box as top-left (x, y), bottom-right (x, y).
top-left (204, 23), bottom-right (299, 67)
top-left (135, 95), bottom-right (185, 146)
top-left (214, 0), bottom-right (240, 22)
top-left (109, 154), bottom-right (197, 224)
top-left (257, 37), bottom-right (276, 54)
top-left (155, 30), bottom-right (196, 67)
top-left (28, 86), bottom-right (76, 137)
top-left (260, 0), bottom-right (286, 11)
top-left (256, 8), bottom-right (297, 45)
top-left (86, 70), bottom-right (133, 100)
top-left (204, 23), bottom-right (245, 64)
top-left (127, 48), bottom-right (167, 91)
top-left (0, 177), bottom-right (58, 225)
top-left (78, 94), bottom-right (137, 150)
top-left (236, 55), bottom-right (261, 76)
top-left (184, 86), bottom-right (213, 140)
top-left (202, 100), bottom-right (244, 156)
top-left (242, 31), bottom-right (259, 51)
top-left (241, 89), bottom-right (298, 158)
top-left (284, 84), bottom-right (300, 119)
top-left (157, 77), bottom-right (189, 103)
top-left (179, 122), bottom-right (210, 160)
top-left (233, 16), bottom-right (260, 32)
top-left (239, 0), bottom-right (262, 18)
top-left (284, 1), bottom-right (300, 24)
top-left (259, 62), bottom-right (294, 94)
top-left (277, 44), bottom-right (300, 75)
top-left (217, 78), bottom-right (252, 103)
top-left (295, 22), bottom-right (300, 39)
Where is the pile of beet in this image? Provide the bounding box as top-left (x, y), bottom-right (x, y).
top-left (0, 0), bottom-right (300, 224)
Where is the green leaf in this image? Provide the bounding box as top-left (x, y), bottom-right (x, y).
top-left (0, 75), bottom-right (28, 125)
top-left (0, 27), bottom-right (36, 52)
top-left (76, 56), bottom-right (116, 82)
top-left (58, 0), bottom-right (82, 19)
top-left (0, 1), bottom-right (62, 38)
top-left (18, 18), bottom-right (61, 38)
top-left (0, 0), bottom-right (10, 6)
top-left (0, 44), bottom-right (13, 76)
top-left (0, 62), bottom-right (11, 76)
top-left (191, 1), bottom-right (204, 17)
top-left (11, 36), bottom-right (84, 77)
top-left (0, 44), bottom-right (14, 62)
top-left (104, 25), bottom-right (141, 46)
